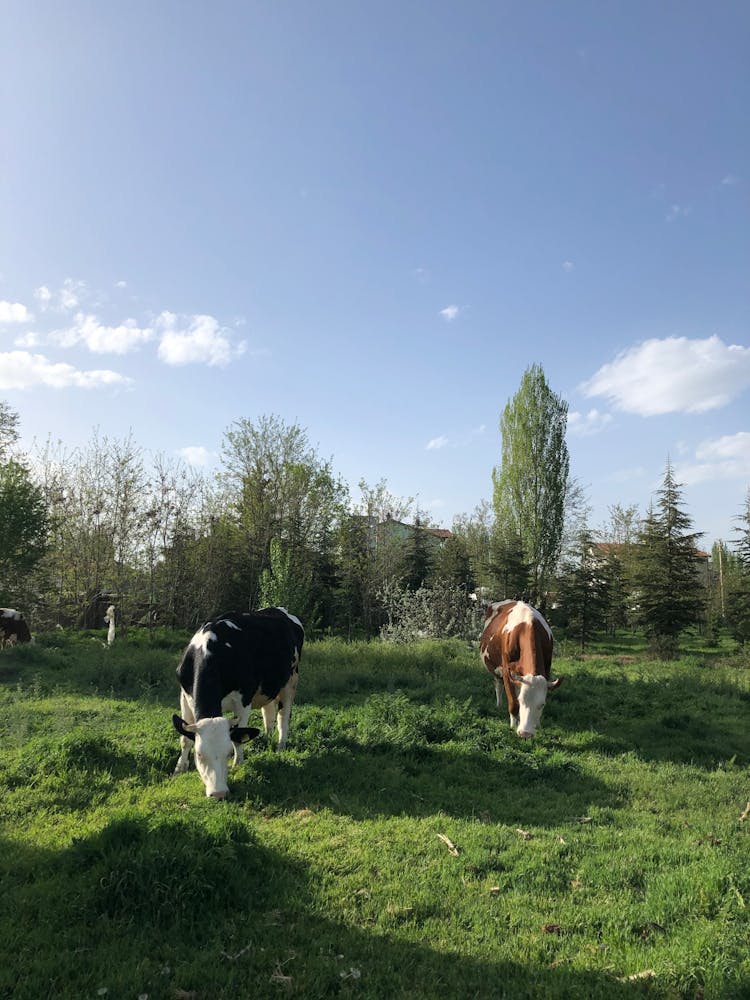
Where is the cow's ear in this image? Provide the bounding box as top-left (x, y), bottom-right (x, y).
top-left (230, 726), bottom-right (261, 745)
top-left (510, 672), bottom-right (525, 686)
top-left (547, 677), bottom-right (564, 691)
top-left (173, 714), bottom-right (197, 741)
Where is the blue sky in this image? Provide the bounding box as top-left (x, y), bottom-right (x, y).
top-left (1, 1), bottom-right (748, 548)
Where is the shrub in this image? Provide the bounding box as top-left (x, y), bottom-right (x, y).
top-left (378, 578), bottom-right (475, 644)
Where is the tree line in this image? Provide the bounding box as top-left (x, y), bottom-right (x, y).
top-left (1, 367), bottom-right (749, 653)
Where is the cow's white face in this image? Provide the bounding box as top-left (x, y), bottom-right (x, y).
top-left (513, 674), bottom-right (550, 739)
top-left (188, 718), bottom-right (235, 798)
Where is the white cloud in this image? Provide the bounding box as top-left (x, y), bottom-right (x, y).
top-left (567, 408), bottom-right (613, 435)
top-left (51, 312), bottom-right (153, 354)
top-left (721, 174), bottom-right (739, 186)
top-left (13, 331), bottom-right (40, 348)
top-left (666, 203), bottom-right (691, 222)
top-left (60, 279), bottom-right (85, 311)
top-left (580, 335), bottom-right (750, 416)
top-left (427, 425), bottom-right (486, 451)
top-left (0, 300), bottom-right (32, 323)
top-left (562, 261), bottom-right (575, 272)
top-left (34, 280), bottom-right (87, 313)
top-left (115, 280), bottom-right (128, 288)
top-left (427, 436), bottom-right (449, 450)
top-left (156, 312), bottom-right (245, 367)
top-left (0, 351), bottom-right (131, 390)
top-left (439, 305), bottom-right (460, 322)
top-left (676, 432), bottom-right (750, 485)
top-left (177, 445), bottom-right (214, 467)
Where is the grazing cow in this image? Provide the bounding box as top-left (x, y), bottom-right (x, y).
top-left (480, 600), bottom-right (563, 739)
top-left (0, 609), bottom-right (32, 649)
top-left (172, 607), bottom-right (304, 798)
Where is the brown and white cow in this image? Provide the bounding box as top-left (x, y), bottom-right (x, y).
top-left (480, 600), bottom-right (563, 739)
top-left (0, 609), bottom-right (32, 649)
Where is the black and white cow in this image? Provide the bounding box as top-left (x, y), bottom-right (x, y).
top-left (1, 609), bottom-right (32, 648)
top-left (172, 607), bottom-right (304, 798)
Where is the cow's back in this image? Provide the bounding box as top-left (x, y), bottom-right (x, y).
top-left (177, 609), bottom-right (304, 715)
top-left (480, 600), bottom-right (552, 679)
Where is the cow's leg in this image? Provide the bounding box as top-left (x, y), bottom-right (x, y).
top-left (261, 701), bottom-right (277, 740)
top-left (173, 690), bottom-right (195, 775)
top-left (232, 702), bottom-right (253, 767)
top-left (276, 672), bottom-right (299, 751)
top-left (501, 670), bottom-right (520, 730)
top-left (493, 674), bottom-right (504, 709)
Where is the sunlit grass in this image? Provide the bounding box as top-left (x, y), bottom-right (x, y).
top-left (1, 630), bottom-right (748, 998)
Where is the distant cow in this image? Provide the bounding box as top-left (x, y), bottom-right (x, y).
top-left (172, 607), bottom-right (304, 798)
top-left (0, 609), bottom-right (32, 649)
top-left (480, 600), bottom-right (563, 739)
top-left (104, 605), bottom-right (116, 646)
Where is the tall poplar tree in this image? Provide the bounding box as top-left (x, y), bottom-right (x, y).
top-left (633, 461), bottom-right (704, 658)
top-left (492, 363), bottom-right (569, 607)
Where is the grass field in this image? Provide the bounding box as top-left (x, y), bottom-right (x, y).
top-left (1, 628), bottom-right (749, 999)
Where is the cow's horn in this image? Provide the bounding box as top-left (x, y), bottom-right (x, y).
top-left (547, 677), bottom-right (563, 690)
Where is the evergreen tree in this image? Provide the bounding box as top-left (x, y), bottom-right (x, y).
top-left (727, 490), bottom-right (750, 643)
top-left (489, 525), bottom-right (531, 600)
top-left (404, 515), bottom-right (433, 591)
top-left (432, 532), bottom-right (474, 593)
top-left (492, 363), bottom-right (570, 607)
top-left (598, 503), bottom-right (641, 632)
top-left (599, 547), bottom-right (630, 635)
top-left (556, 528), bottom-right (608, 651)
top-left (633, 462), bottom-right (705, 658)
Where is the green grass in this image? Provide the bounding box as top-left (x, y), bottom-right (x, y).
top-left (1, 630), bottom-right (749, 999)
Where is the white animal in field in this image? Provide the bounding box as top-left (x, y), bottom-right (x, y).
top-left (104, 605), bottom-right (116, 646)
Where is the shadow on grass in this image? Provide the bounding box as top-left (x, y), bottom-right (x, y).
top-left (225, 737), bottom-right (617, 828)
top-left (0, 817), bottom-right (674, 1000)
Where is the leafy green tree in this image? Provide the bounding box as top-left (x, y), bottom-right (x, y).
top-left (0, 458), bottom-right (48, 604)
top-left (492, 363), bottom-right (570, 607)
top-left (0, 401), bottom-right (20, 461)
top-left (259, 537), bottom-right (316, 624)
top-left (0, 405), bottom-right (47, 606)
top-left (449, 502), bottom-right (495, 596)
top-left (219, 415), bottom-right (347, 620)
top-left (633, 462), bottom-right (705, 658)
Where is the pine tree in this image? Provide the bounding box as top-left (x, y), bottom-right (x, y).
top-left (727, 489), bottom-right (750, 643)
top-left (404, 515), bottom-right (433, 592)
top-left (556, 528), bottom-right (608, 651)
top-left (490, 526), bottom-right (531, 600)
top-left (633, 462), bottom-right (705, 658)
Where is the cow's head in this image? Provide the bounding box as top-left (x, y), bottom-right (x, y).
top-left (510, 673), bottom-right (563, 738)
top-left (172, 715), bottom-right (260, 798)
